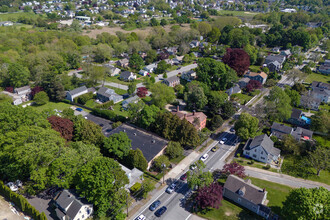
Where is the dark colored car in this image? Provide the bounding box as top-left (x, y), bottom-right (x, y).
top-left (180, 173), bottom-right (187, 181)
top-left (149, 200), bottom-right (161, 211)
top-left (155, 206), bottom-right (167, 217)
top-left (76, 108), bottom-right (83, 112)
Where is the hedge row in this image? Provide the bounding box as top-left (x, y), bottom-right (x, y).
top-left (95, 100), bottom-right (114, 109)
top-left (0, 181), bottom-right (47, 220)
top-left (74, 92), bottom-right (95, 105)
top-left (91, 108), bottom-right (127, 122)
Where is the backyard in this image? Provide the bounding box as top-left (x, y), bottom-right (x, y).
top-left (198, 177), bottom-right (291, 220)
top-left (304, 72), bottom-right (330, 84)
top-left (30, 101), bottom-right (74, 112)
top-left (230, 93), bottom-right (253, 105)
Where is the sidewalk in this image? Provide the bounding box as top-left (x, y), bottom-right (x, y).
top-left (245, 166), bottom-right (330, 190)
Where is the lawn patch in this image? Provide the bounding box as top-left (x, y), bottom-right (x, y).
top-left (230, 93), bottom-right (252, 105)
top-left (304, 73), bottom-right (330, 84)
top-left (105, 85), bottom-right (127, 95)
top-left (30, 101), bottom-right (73, 112)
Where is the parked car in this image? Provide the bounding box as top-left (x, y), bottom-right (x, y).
top-left (76, 108), bottom-right (83, 112)
top-left (211, 146), bottom-right (219, 152)
top-left (200, 153), bottom-right (209, 162)
top-left (15, 180), bottom-right (22, 188)
top-left (180, 173), bottom-right (187, 181)
top-left (219, 137), bottom-right (227, 144)
top-left (166, 183), bottom-right (177, 194)
top-left (134, 214), bottom-right (146, 220)
top-left (6, 182), bottom-right (18, 192)
top-left (190, 164), bottom-right (197, 170)
top-left (155, 206), bottom-right (167, 217)
top-left (149, 200), bottom-right (161, 211)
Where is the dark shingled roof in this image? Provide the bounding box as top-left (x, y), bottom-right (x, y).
top-left (271, 122), bottom-right (293, 139)
top-left (224, 175), bottom-right (266, 205)
top-left (121, 71), bottom-right (133, 78)
top-left (264, 55), bottom-right (286, 65)
top-left (291, 108), bottom-right (302, 119)
top-left (108, 124), bottom-right (168, 162)
top-left (68, 86), bottom-right (88, 96)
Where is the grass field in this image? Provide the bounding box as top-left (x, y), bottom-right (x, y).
top-left (105, 85), bottom-right (127, 95)
top-left (198, 177), bottom-right (291, 220)
top-left (30, 101), bottom-right (73, 112)
top-left (230, 93), bottom-right (252, 105)
top-left (216, 10), bottom-right (259, 17)
top-left (0, 12), bottom-right (44, 21)
top-left (304, 73), bottom-right (330, 84)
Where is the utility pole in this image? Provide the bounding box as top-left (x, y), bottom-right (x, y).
top-left (162, 163), bottom-right (166, 185)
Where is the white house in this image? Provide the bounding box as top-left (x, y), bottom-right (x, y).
top-left (139, 70), bottom-right (149, 76)
top-left (243, 134), bottom-right (281, 164)
top-left (120, 71), bottom-right (136, 81)
top-left (104, 64), bottom-right (121, 76)
top-left (54, 189), bottom-right (93, 220)
top-left (143, 63), bottom-right (157, 73)
top-left (66, 86), bottom-right (89, 102)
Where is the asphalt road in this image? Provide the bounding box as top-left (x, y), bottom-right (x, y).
top-left (131, 131), bottom-right (238, 220)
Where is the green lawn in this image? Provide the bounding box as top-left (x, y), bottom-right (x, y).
top-left (30, 101), bottom-right (73, 112)
top-left (216, 10), bottom-right (259, 17)
top-left (0, 12), bottom-right (45, 21)
top-left (169, 155), bottom-right (185, 165)
top-left (249, 65), bottom-right (261, 72)
top-left (112, 102), bottom-right (129, 117)
top-left (304, 73), bottom-right (330, 84)
top-left (230, 93), bottom-right (252, 105)
top-left (198, 177), bottom-right (291, 220)
top-left (234, 158), bottom-right (279, 173)
top-left (105, 85), bottom-right (127, 95)
top-left (105, 76), bottom-right (143, 86)
top-left (319, 104), bottom-right (330, 112)
top-left (84, 99), bottom-right (98, 108)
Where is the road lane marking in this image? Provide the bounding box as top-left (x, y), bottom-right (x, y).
top-left (185, 214), bottom-right (192, 220)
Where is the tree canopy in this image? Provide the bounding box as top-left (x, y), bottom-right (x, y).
top-left (234, 113), bottom-right (259, 140)
top-left (103, 132), bottom-right (131, 160)
top-left (222, 48), bottom-right (250, 76)
top-left (149, 83), bottom-right (176, 108)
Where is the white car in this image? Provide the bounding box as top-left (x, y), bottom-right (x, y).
top-left (219, 137), bottom-right (227, 144)
top-left (134, 214), bottom-right (146, 220)
top-left (166, 183), bottom-right (177, 194)
top-left (6, 182), bottom-right (18, 192)
top-left (200, 153), bottom-right (209, 162)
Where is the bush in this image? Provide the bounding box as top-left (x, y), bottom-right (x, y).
top-left (236, 153), bottom-right (240, 158)
top-left (95, 100), bottom-right (114, 109)
top-left (112, 121), bottom-right (122, 129)
top-left (248, 160), bottom-right (254, 165)
top-left (33, 91), bottom-right (49, 105)
top-left (62, 99), bottom-right (71, 104)
top-left (165, 141), bottom-right (184, 159)
top-left (264, 164), bottom-right (271, 170)
top-left (152, 155), bottom-right (170, 172)
top-left (75, 92), bottom-right (94, 105)
top-left (92, 108), bottom-right (117, 121)
top-left (130, 182), bottom-right (142, 194)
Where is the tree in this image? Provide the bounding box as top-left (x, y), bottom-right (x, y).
top-left (282, 187), bottom-right (329, 220)
top-left (221, 162), bottom-right (246, 178)
top-left (160, 19), bottom-right (168, 26)
top-left (4, 63), bottom-right (30, 88)
top-left (209, 115), bottom-right (223, 131)
top-left (127, 149), bottom-right (148, 171)
top-left (73, 116), bottom-right (105, 146)
top-left (33, 91), bottom-right (49, 106)
top-left (150, 18), bottom-right (159, 26)
top-left (187, 161), bottom-right (213, 190)
top-left (30, 86), bottom-right (44, 98)
top-left (208, 27), bottom-right (221, 43)
top-left (243, 44), bottom-right (258, 65)
top-left (154, 60), bottom-right (170, 75)
top-left (152, 155), bottom-right (170, 172)
top-left (74, 157), bottom-right (129, 217)
top-left (308, 147), bottom-right (330, 176)
top-left (208, 91), bottom-right (228, 114)
top-left (128, 82), bottom-right (136, 95)
top-left (149, 83), bottom-right (176, 108)
top-left (195, 182), bottom-right (223, 210)
top-left (136, 104), bottom-right (160, 129)
top-left (129, 53), bottom-right (144, 70)
top-left (165, 141), bottom-right (184, 159)
top-left (282, 135), bottom-right (300, 155)
top-left (222, 48), bottom-right (250, 76)
top-left (145, 49), bottom-right (157, 64)
top-left (284, 87), bottom-right (301, 107)
top-left (246, 80), bottom-right (262, 93)
top-left (265, 86), bottom-right (292, 122)
top-left (292, 83), bottom-right (307, 95)
top-left (185, 84), bottom-right (208, 110)
top-left (137, 87), bottom-right (148, 98)
top-left (47, 116), bottom-right (74, 141)
top-left (310, 110), bottom-right (330, 135)
top-left (94, 44), bottom-right (113, 63)
top-left (103, 132), bottom-right (131, 160)
top-left (198, 22), bottom-right (212, 38)
top-left (234, 113), bottom-right (259, 140)
top-left (221, 102), bottom-right (235, 119)
top-left (127, 101), bottom-right (146, 123)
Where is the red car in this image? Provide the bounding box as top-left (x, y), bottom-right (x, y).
top-left (180, 173), bottom-right (187, 181)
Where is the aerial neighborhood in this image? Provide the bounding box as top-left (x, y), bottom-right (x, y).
top-left (0, 0), bottom-right (329, 220)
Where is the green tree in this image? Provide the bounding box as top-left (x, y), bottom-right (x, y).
top-left (308, 146), bottom-right (330, 176)
top-left (234, 113), bottom-right (259, 140)
top-left (187, 160), bottom-right (213, 190)
top-left (208, 27), bottom-right (221, 43)
top-left (284, 87), bottom-right (301, 107)
top-left (221, 102), bottom-right (235, 119)
top-left (129, 53), bottom-right (144, 70)
top-left (160, 19), bottom-right (168, 26)
top-left (310, 110), bottom-right (330, 135)
top-left (209, 115), bottom-right (223, 131)
top-left (137, 104), bottom-right (160, 129)
top-left (33, 91), bottom-right (49, 105)
top-left (103, 132), bottom-right (131, 160)
top-left (5, 63), bottom-right (30, 88)
top-left (266, 86), bottom-right (292, 122)
top-left (165, 141), bottom-right (184, 159)
top-left (154, 60), bottom-right (170, 75)
top-left (152, 155), bottom-right (170, 172)
top-left (127, 101), bottom-right (146, 123)
top-left (145, 49), bottom-right (157, 65)
top-left (149, 83), bottom-right (176, 108)
top-left (94, 44), bottom-right (113, 63)
top-left (243, 44), bottom-right (258, 65)
top-left (185, 84), bottom-right (208, 110)
top-left (282, 187), bottom-right (329, 220)
top-left (73, 116), bottom-right (105, 146)
top-left (208, 91), bottom-right (228, 114)
top-left (198, 22), bottom-right (212, 38)
top-left (74, 157), bottom-right (129, 217)
top-left (150, 18), bottom-right (159, 26)
top-left (127, 149), bottom-right (148, 171)
top-left (128, 82), bottom-right (136, 95)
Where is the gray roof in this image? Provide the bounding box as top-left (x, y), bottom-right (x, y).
top-left (55, 189), bottom-right (74, 210)
top-left (68, 86), bottom-right (88, 96)
top-left (224, 175), bottom-right (266, 205)
top-left (245, 134), bottom-right (280, 157)
top-left (164, 76), bottom-right (180, 84)
top-left (97, 87), bottom-right (116, 97)
top-left (108, 124), bottom-right (168, 162)
top-left (291, 108), bottom-right (302, 119)
top-left (121, 71), bottom-right (133, 79)
top-left (226, 85), bottom-right (241, 96)
top-left (120, 164), bottom-right (143, 188)
top-left (265, 55), bottom-right (286, 65)
top-left (122, 95), bottom-right (140, 108)
top-left (239, 78), bottom-right (251, 83)
top-left (312, 87), bottom-right (330, 96)
top-left (66, 200), bottom-right (83, 219)
top-left (292, 127), bottom-right (313, 139)
top-left (15, 86), bottom-right (30, 94)
top-left (271, 122), bottom-right (292, 135)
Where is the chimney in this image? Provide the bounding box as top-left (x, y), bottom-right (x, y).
top-left (177, 105), bottom-right (179, 112)
top-left (193, 110), bottom-right (196, 116)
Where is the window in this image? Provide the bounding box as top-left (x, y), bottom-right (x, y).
top-left (238, 198), bottom-right (241, 202)
top-left (82, 215), bottom-right (85, 218)
top-left (253, 154), bottom-right (257, 158)
top-left (246, 152), bottom-right (250, 155)
top-left (261, 151), bottom-right (263, 155)
top-left (261, 157), bottom-right (265, 160)
top-left (255, 149), bottom-right (257, 152)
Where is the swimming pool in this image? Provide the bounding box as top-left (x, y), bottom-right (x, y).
top-left (301, 115), bottom-right (311, 124)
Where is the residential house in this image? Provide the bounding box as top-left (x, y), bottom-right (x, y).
top-left (280, 49), bottom-right (291, 58)
top-left (0, 85), bottom-right (32, 105)
top-left (309, 81), bottom-right (330, 104)
top-left (66, 86), bottom-right (89, 102)
top-left (162, 76), bottom-right (180, 87)
top-left (122, 95), bottom-right (140, 110)
top-left (116, 58), bottom-right (129, 68)
top-left (226, 85), bottom-right (241, 96)
top-left (165, 46), bottom-right (178, 55)
top-left (143, 63), bottom-right (157, 73)
top-left (223, 175), bottom-right (271, 219)
top-left (244, 71), bottom-right (268, 84)
top-left (272, 47), bottom-right (280, 53)
top-left (120, 71), bottom-right (136, 81)
top-left (181, 70), bottom-right (196, 82)
top-left (243, 134), bottom-right (281, 164)
top-left (287, 108), bottom-right (310, 127)
top-left (264, 55), bottom-right (286, 72)
top-left (318, 61), bottom-right (330, 75)
top-left (104, 64), bottom-right (121, 76)
top-left (97, 87), bottom-right (123, 103)
top-left (189, 40), bottom-right (200, 48)
top-left (307, 22), bottom-right (322, 28)
top-left (238, 78), bottom-right (250, 89)
top-left (271, 122), bottom-right (313, 141)
top-left (109, 124), bottom-right (168, 169)
top-left (54, 189), bottom-right (93, 220)
top-left (311, 81), bottom-right (330, 91)
top-left (120, 164), bottom-right (143, 189)
top-left (139, 70), bottom-right (149, 76)
top-left (171, 108), bottom-right (207, 130)
top-left (300, 91), bottom-right (322, 110)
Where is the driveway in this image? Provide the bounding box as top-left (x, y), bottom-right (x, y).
top-left (27, 196), bottom-right (56, 220)
top-left (0, 196), bottom-right (25, 220)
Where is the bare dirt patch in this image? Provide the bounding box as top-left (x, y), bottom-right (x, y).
top-left (82, 24), bottom-right (191, 38)
top-left (0, 196), bottom-right (25, 220)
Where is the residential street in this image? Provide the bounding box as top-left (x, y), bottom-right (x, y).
top-left (245, 167), bottom-right (330, 190)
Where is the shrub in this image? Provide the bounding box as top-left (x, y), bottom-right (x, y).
top-left (264, 164), bottom-right (271, 170)
top-left (92, 108), bottom-right (117, 121)
top-left (112, 121), bottom-right (122, 129)
top-left (95, 100), bottom-right (114, 109)
top-left (248, 160), bottom-right (254, 165)
top-left (236, 153), bottom-right (240, 158)
top-left (130, 182), bottom-right (142, 194)
top-left (75, 92), bottom-right (94, 105)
